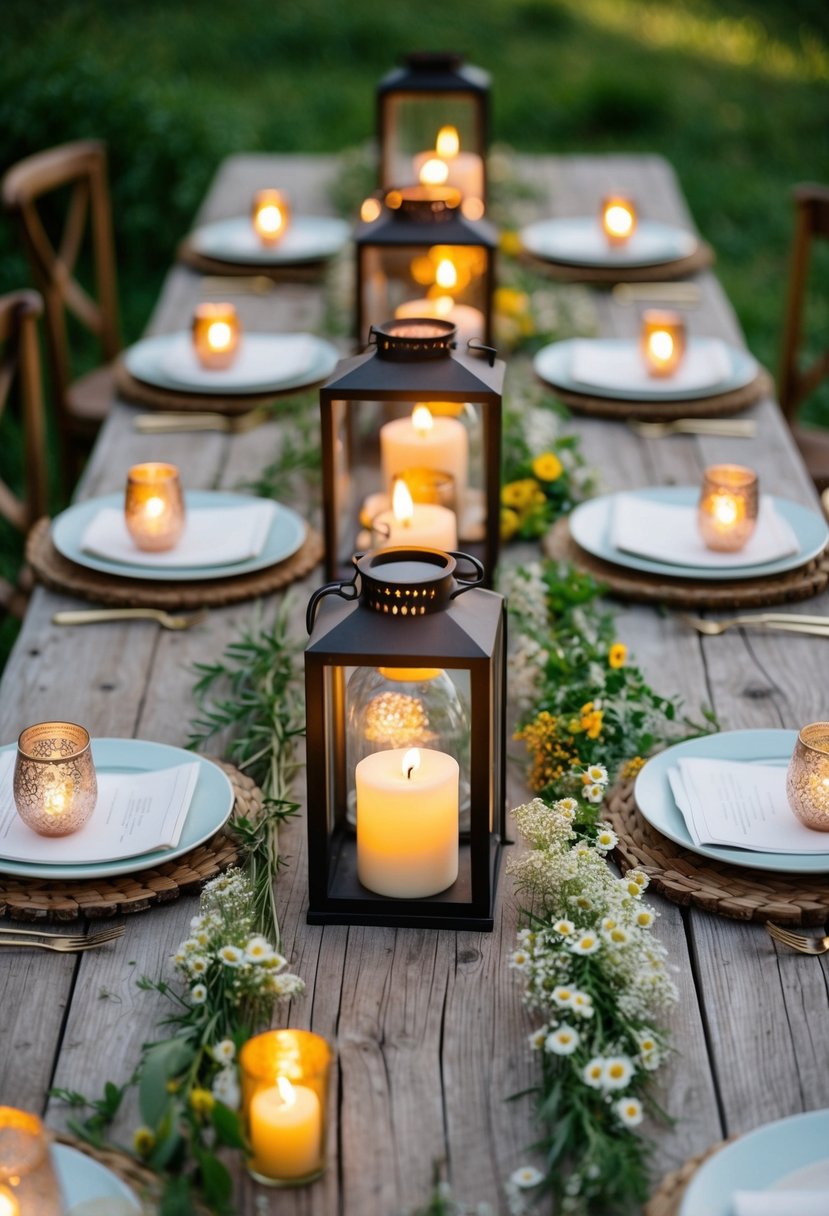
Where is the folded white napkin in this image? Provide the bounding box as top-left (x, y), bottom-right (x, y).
top-left (82, 500), bottom-right (276, 568)
top-left (570, 337), bottom-right (733, 395)
top-left (160, 333), bottom-right (315, 390)
top-left (733, 1192), bottom-right (829, 1216)
top-left (610, 494), bottom-right (800, 568)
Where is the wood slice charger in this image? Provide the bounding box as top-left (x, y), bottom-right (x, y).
top-left (113, 356), bottom-right (328, 416)
top-left (54, 1130), bottom-right (211, 1214)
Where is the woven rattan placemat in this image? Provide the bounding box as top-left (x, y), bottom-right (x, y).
top-left (0, 760), bottom-right (258, 922)
top-left (26, 517), bottom-right (323, 609)
top-left (605, 780), bottom-right (829, 925)
top-left (54, 1130), bottom-right (211, 1214)
top-left (645, 1140), bottom-right (732, 1216)
top-left (536, 368), bottom-right (771, 421)
top-left (113, 359), bottom-right (327, 416)
top-left (523, 239), bottom-right (714, 284)
top-left (544, 517), bottom-right (829, 610)
top-left (177, 235), bottom-right (331, 281)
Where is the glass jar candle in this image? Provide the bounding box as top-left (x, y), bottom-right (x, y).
top-left (14, 722), bottom-right (97, 837)
top-left (252, 189), bottom-right (291, 246)
top-left (0, 1108), bottom-right (63, 1215)
top-left (600, 194), bottom-right (637, 246)
top-left (240, 1030), bottom-right (332, 1187)
top-left (192, 302), bottom-right (241, 369)
top-left (786, 722), bottom-right (829, 831)
top-left (124, 462), bottom-right (185, 552)
top-left (697, 464), bottom-right (759, 552)
top-left (640, 309), bottom-right (687, 377)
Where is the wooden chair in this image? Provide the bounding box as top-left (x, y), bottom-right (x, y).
top-left (0, 290), bottom-right (49, 616)
top-left (1, 140), bottom-right (121, 484)
top-left (778, 182), bottom-right (829, 491)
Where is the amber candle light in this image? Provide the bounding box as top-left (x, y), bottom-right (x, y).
top-left (640, 309), bottom-right (687, 377)
top-left (600, 194), bottom-right (637, 246)
top-left (697, 464), bottom-right (759, 552)
top-left (0, 1108), bottom-right (63, 1215)
top-left (786, 723), bottom-right (829, 831)
top-left (192, 302), bottom-right (241, 370)
top-left (252, 188), bottom-right (291, 245)
top-left (124, 461), bottom-right (185, 552)
top-left (13, 721), bottom-right (97, 837)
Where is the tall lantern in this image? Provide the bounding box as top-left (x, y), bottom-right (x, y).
top-left (304, 546), bottom-right (506, 930)
top-left (319, 317), bottom-right (505, 585)
top-left (376, 52), bottom-right (490, 211)
top-left (356, 186), bottom-right (497, 348)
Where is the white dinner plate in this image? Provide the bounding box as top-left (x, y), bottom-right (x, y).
top-left (0, 738), bottom-right (234, 880)
top-left (124, 331), bottom-right (339, 396)
top-left (54, 1141), bottom-right (140, 1213)
top-left (52, 491), bottom-right (306, 582)
top-left (519, 216), bottom-right (698, 268)
top-left (680, 1109), bottom-right (829, 1215)
top-left (534, 337), bottom-right (759, 402)
top-left (190, 214), bottom-right (350, 265)
top-left (160, 333), bottom-right (318, 391)
top-left (635, 730), bottom-right (829, 874)
top-left (569, 488), bottom-right (829, 582)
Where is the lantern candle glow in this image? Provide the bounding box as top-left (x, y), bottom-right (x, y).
top-left (192, 302), bottom-right (241, 370)
top-left (371, 479), bottom-right (458, 551)
top-left (251, 188), bottom-right (291, 245)
top-left (124, 462), bottom-right (185, 552)
top-left (0, 1107), bottom-right (63, 1215)
top-left (641, 309), bottom-right (687, 377)
top-left (697, 464), bottom-right (759, 552)
top-left (412, 125), bottom-right (485, 208)
top-left (380, 404), bottom-right (468, 509)
top-left (601, 194), bottom-right (637, 246)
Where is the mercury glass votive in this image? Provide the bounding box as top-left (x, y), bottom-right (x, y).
top-left (0, 1108), bottom-right (63, 1215)
top-left (13, 722), bottom-right (97, 838)
top-left (192, 301), bottom-right (241, 369)
top-left (251, 189), bottom-right (291, 246)
top-left (640, 309), bottom-right (687, 377)
top-left (697, 464), bottom-right (759, 552)
top-left (124, 462), bottom-right (185, 552)
top-left (786, 723), bottom-right (829, 831)
top-left (600, 194), bottom-right (637, 246)
top-left (240, 1030), bottom-right (332, 1188)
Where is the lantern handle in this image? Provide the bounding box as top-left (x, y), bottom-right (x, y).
top-left (448, 551), bottom-right (485, 598)
top-left (465, 338), bottom-right (497, 367)
top-left (306, 574), bottom-right (359, 634)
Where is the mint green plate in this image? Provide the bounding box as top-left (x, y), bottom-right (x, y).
top-left (54, 1142), bottom-right (139, 1212)
top-left (191, 214), bottom-right (350, 265)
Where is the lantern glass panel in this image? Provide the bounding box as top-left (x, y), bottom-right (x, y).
top-left (383, 95), bottom-right (483, 193)
top-left (360, 242), bottom-right (490, 346)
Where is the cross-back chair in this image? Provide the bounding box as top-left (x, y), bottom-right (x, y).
top-left (778, 182), bottom-right (829, 492)
top-left (1, 140), bottom-right (121, 485)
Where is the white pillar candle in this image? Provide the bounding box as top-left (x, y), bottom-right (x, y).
top-left (249, 1076), bottom-right (322, 1181)
top-left (372, 479), bottom-right (457, 551)
top-left (395, 297), bottom-right (484, 347)
top-left (380, 405), bottom-right (469, 504)
top-left (356, 747), bottom-right (459, 897)
top-left (412, 126), bottom-right (484, 204)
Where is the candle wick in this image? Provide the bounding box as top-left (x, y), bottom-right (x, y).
top-left (406, 765), bottom-right (415, 780)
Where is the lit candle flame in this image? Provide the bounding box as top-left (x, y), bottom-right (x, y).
top-left (361, 196), bottom-right (382, 223)
top-left (402, 748), bottom-right (421, 780)
top-left (0, 1187), bottom-right (19, 1216)
top-left (256, 203), bottom-right (283, 237)
top-left (276, 1075), bottom-right (297, 1108)
top-left (604, 202), bottom-right (635, 239)
top-left (412, 404), bottom-right (434, 437)
top-left (144, 496), bottom-right (165, 519)
top-left (435, 258), bottom-right (457, 290)
top-left (711, 493), bottom-right (739, 526)
top-left (419, 157), bottom-right (449, 186)
top-left (435, 125), bottom-right (460, 159)
top-left (392, 479), bottom-right (414, 525)
top-left (207, 320), bottom-right (234, 352)
top-left (647, 330), bottom-right (674, 363)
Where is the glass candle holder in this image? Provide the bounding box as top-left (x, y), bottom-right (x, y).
top-left (192, 302), bottom-right (241, 369)
top-left (640, 309), bottom-right (687, 377)
top-left (14, 722), bottom-right (97, 838)
top-left (697, 464), bottom-right (759, 553)
top-left (240, 1029), bottom-right (332, 1187)
top-left (786, 722), bottom-right (829, 831)
top-left (0, 1108), bottom-right (63, 1215)
top-left (124, 462), bottom-right (185, 552)
top-left (252, 189), bottom-right (291, 246)
top-left (600, 194), bottom-right (637, 246)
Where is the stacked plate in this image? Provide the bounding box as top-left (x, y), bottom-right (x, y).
top-left (519, 216), bottom-right (700, 271)
top-left (189, 214), bottom-right (350, 267)
top-left (53, 1141), bottom-right (141, 1213)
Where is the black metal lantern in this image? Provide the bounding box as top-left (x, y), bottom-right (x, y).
top-left (319, 317), bottom-right (505, 585)
top-left (376, 52), bottom-right (490, 211)
top-left (304, 547), bottom-right (506, 931)
top-left (355, 185), bottom-right (497, 348)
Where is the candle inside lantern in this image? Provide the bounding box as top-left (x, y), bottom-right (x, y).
top-left (124, 462), bottom-right (185, 552)
top-left (786, 722), bottom-right (829, 832)
top-left (380, 403), bottom-right (469, 508)
top-left (412, 125), bottom-right (484, 207)
top-left (0, 1108), bottom-right (63, 1215)
top-left (251, 188), bottom-right (291, 245)
top-left (371, 478), bottom-right (458, 551)
top-left (600, 194), bottom-right (637, 246)
top-left (640, 309), bottom-right (687, 377)
top-left (356, 746), bottom-right (459, 897)
top-left (13, 722), bottom-right (97, 838)
top-left (697, 464), bottom-right (759, 552)
top-left (192, 302), bottom-right (241, 370)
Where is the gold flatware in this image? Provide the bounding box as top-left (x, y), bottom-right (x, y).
top-left (0, 925), bottom-right (125, 952)
top-left (682, 612), bottom-right (829, 637)
top-left (612, 282), bottom-right (702, 306)
top-left (53, 608), bottom-right (207, 631)
top-left (628, 418), bottom-right (757, 439)
top-left (134, 409), bottom-right (271, 435)
top-left (766, 922), bottom-right (829, 955)
top-left (199, 274), bottom-right (275, 296)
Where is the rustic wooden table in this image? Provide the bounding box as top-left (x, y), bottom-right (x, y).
top-left (1, 153), bottom-right (827, 1215)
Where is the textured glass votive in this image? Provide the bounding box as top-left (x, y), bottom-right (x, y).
top-left (0, 1108), bottom-right (63, 1215)
top-left (640, 309), bottom-right (687, 377)
top-left (697, 464), bottom-right (759, 553)
top-left (240, 1029), bottom-right (332, 1188)
top-left (600, 194), bottom-right (637, 246)
top-left (786, 723), bottom-right (829, 831)
top-left (14, 722), bottom-right (97, 837)
top-left (252, 189), bottom-right (291, 245)
top-left (124, 462), bottom-right (185, 552)
top-left (192, 302), bottom-right (241, 369)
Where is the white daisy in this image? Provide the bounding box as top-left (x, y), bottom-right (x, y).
top-left (569, 932), bottom-right (601, 956)
top-left (572, 992), bottom-right (594, 1018)
top-left (625, 879), bottom-right (645, 898)
top-left (181, 938), bottom-right (200, 954)
top-left (551, 985), bottom-right (574, 1008)
top-left (510, 1165), bottom-right (544, 1189)
top-left (190, 983), bottom-right (207, 1005)
top-left (212, 1039), bottom-right (236, 1063)
top-left (509, 948), bottom-right (532, 971)
top-left (528, 1027), bottom-right (548, 1051)
top-left (595, 827), bottom-right (618, 851)
top-left (553, 918), bottom-right (575, 936)
top-left (603, 1056), bottom-right (635, 1091)
top-left (189, 915), bottom-right (203, 931)
top-left (635, 909), bottom-right (655, 928)
top-left (582, 1057), bottom-right (605, 1089)
top-left (627, 869), bottom-right (650, 891)
top-left (244, 936), bottom-right (275, 963)
top-left (211, 1067), bottom-right (240, 1110)
top-left (555, 797), bottom-right (578, 819)
top-left (188, 954), bottom-right (208, 976)
top-left (602, 925), bottom-right (630, 946)
top-left (615, 1097), bottom-right (644, 1127)
top-left (218, 944), bottom-right (243, 967)
top-left (585, 764), bottom-right (608, 784)
top-left (636, 1030), bottom-right (658, 1054)
top-left (584, 783), bottom-right (605, 804)
top-left (545, 1024), bottom-right (580, 1055)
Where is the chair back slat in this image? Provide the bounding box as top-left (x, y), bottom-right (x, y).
top-left (779, 182), bottom-right (829, 421)
top-left (0, 290), bottom-right (49, 537)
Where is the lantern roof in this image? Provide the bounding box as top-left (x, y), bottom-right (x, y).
top-left (377, 53), bottom-right (490, 97)
top-left (355, 206), bottom-right (497, 250)
top-left (320, 346), bottom-right (504, 402)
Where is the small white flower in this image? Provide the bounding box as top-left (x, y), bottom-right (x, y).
top-left (641, 1053), bottom-right (661, 1071)
top-left (190, 983), bottom-right (207, 1005)
top-left (188, 954), bottom-right (208, 976)
top-left (551, 985), bottom-right (574, 1008)
top-left (571, 992), bottom-right (593, 1018)
top-left (189, 915), bottom-right (203, 931)
top-left (636, 1030), bottom-right (658, 1053)
top-left (625, 879), bottom-right (645, 898)
top-left (510, 1165), bottom-right (544, 1189)
top-left (212, 1039), bottom-right (236, 1063)
top-left (584, 783), bottom-right (605, 804)
top-left (509, 949), bottom-right (532, 971)
top-left (545, 1024), bottom-right (580, 1055)
top-left (244, 936), bottom-right (275, 963)
top-left (603, 1056), bottom-right (635, 1090)
top-left (181, 938), bottom-right (200, 954)
top-left (635, 909), bottom-right (655, 928)
top-left (218, 944), bottom-right (243, 967)
top-left (595, 826), bottom-right (618, 851)
top-left (553, 918), bottom-right (575, 936)
top-left (602, 925), bottom-right (630, 946)
top-left (615, 1096), bottom-right (644, 1127)
top-left (582, 1058), bottom-right (605, 1089)
top-left (555, 797), bottom-right (578, 819)
top-left (585, 764), bottom-right (608, 784)
top-left (528, 1027), bottom-right (548, 1051)
top-left (211, 1066), bottom-right (240, 1110)
top-left (173, 949), bottom-right (187, 966)
top-left (569, 932), bottom-right (601, 956)
top-left (627, 869), bottom-right (650, 891)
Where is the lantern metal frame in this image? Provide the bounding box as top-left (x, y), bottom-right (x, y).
top-left (319, 324), bottom-right (505, 586)
top-left (304, 547), bottom-right (506, 931)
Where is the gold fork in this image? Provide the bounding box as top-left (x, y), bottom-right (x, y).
top-left (766, 922), bottom-right (829, 955)
top-left (628, 418), bottom-right (757, 439)
top-left (134, 409), bottom-right (271, 435)
top-left (53, 608), bottom-right (208, 631)
top-left (0, 925), bottom-right (125, 952)
top-left (682, 613), bottom-right (829, 637)
top-left (612, 282), bottom-right (702, 306)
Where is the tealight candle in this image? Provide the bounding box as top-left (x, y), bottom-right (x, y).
top-left (697, 464), bottom-right (759, 552)
top-left (0, 1107), bottom-right (63, 1215)
top-left (251, 188), bottom-right (291, 246)
top-left (192, 302), bottom-right (241, 370)
top-left (124, 461), bottom-right (185, 552)
top-left (371, 479), bottom-right (458, 551)
top-left (380, 403), bottom-right (469, 508)
top-left (640, 309), bottom-right (687, 377)
top-left (356, 747), bottom-right (459, 897)
top-left (786, 723), bottom-right (829, 831)
top-left (412, 125), bottom-right (485, 206)
top-left (600, 194), bottom-right (637, 246)
top-left (13, 722), bottom-right (97, 837)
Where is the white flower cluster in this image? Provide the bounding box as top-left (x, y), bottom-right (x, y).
top-left (509, 633), bottom-right (550, 714)
top-left (210, 1039), bottom-right (241, 1110)
top-left (500, 562), bottom-right (549, 632)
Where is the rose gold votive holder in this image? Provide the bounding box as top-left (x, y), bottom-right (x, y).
top-left (786, 722), bottom-right (829, 831)
top-left (192, 301), bottom-right (241, 369)
top-left (0, 1107), bottom-right (63, 1215)
top-left (13, 722), bottom-right (97, 838)
top-left (600, 194), bottom-right (637, 246)
top-left (697, 464), bottom-right (758, 552)
top-left (252, 188), bottom-right (291, 245)
top-left (640, 309), bottom-right (687, 377)
top-left (240, 1029), bottom-right (332, 1188)
top-left (125, 461), bottom-right (185, 552)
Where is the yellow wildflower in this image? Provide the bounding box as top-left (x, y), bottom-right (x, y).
top-left (532, 452), bottom-right (563, 483)
top-left (608, 642), bottom-right (627, 669)
top-left (500, 507), bottom-right (521, 541)
top-left (494, 286), bottom-right (530, 318)
top-left (621, 756), bottom-right (646, 780)
top-left (133, 1126), bottom-right (156, 1157)
top-left (584, 710), bottom-right (603, 740)
top-left (502, 479), bottom-right (539, 510)
top-left (189, 1088), bottom-right (215, 1117)
top-left (498, 230), bottom-right (523, 257)
top-left (514, 711), bottom-right (581, 793)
